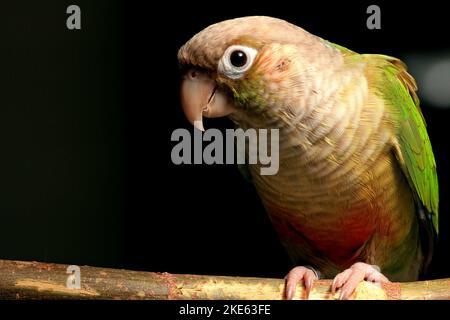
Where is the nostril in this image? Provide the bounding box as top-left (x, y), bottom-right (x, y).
top-left (189, 70), bottom-right (198, 79)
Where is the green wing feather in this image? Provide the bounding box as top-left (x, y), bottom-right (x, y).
top-left (371, 55), bottom-right (439, 234)
top-left (326, 41), bottom-right (439, 233)
top-left (313, 41), bottom-right (438, 236)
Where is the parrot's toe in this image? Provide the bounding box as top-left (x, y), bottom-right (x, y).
top-left (331, 262), bottom-right (390, 300)
top-left (284, 266), bottom-right (319, 300)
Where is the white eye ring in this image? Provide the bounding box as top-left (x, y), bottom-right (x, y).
top-left (218, 45), bottom-right (258, 79)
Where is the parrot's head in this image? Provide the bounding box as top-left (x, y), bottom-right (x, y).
top-left (178, 16), bottom-right (333, 130)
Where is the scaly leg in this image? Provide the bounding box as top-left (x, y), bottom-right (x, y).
top-left (285, 266), bottom-right (320, 300)
top-left (332, 262), bottom-right (390, 299)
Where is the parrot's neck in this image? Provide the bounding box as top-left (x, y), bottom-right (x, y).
top-left (231, 63), bottom-right (393, 217)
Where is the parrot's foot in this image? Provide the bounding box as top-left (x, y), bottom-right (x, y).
top-left (332, 262), bottom-right (390, 300)
top-left (284, 266), bottom-right (319, 300)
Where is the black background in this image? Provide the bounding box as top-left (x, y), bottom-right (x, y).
top-left (1, 0), bottom-right (449, 283)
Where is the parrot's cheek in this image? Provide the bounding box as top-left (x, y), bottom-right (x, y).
top-left (180, 69), bottom-right (235, 131)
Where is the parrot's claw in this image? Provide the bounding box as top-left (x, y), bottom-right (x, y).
top-left (331, 262), bottom-right (390, 300)
top-left (284, 266), bottom-right (319, 300)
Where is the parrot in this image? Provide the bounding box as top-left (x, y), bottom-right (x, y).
top-left (177, 16), bottom-right (439, 299)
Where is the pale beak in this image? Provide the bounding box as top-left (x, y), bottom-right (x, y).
top-left (180, 69), bottom-right (235, 131)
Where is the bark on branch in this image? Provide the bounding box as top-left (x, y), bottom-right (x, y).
top-left (0, 259), bottom-right (448, 299)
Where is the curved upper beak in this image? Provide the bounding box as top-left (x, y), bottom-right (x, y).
top-left (180, 69), bottom-right (235, 131)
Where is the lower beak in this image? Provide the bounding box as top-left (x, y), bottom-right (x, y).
top-left (180, 69), bottom-right (235, 131)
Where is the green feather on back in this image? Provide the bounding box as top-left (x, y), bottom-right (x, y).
top-left (327, 40), bottom-right (439, 234)
top-left (317, 41), bottom-right (439, 236)
top-left (370, 54), bottom-right (439, 234)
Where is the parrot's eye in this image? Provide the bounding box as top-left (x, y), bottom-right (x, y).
top-left (218, 45), bottom-right (258, 79)
top-left (230, 50), bottom-right (247, 67)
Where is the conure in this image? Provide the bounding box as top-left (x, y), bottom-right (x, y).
top-left (177, 16), bottom-right (438, 299)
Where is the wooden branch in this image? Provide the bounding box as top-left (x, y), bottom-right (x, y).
top-left (0, 259), bottom-right (448, 299)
